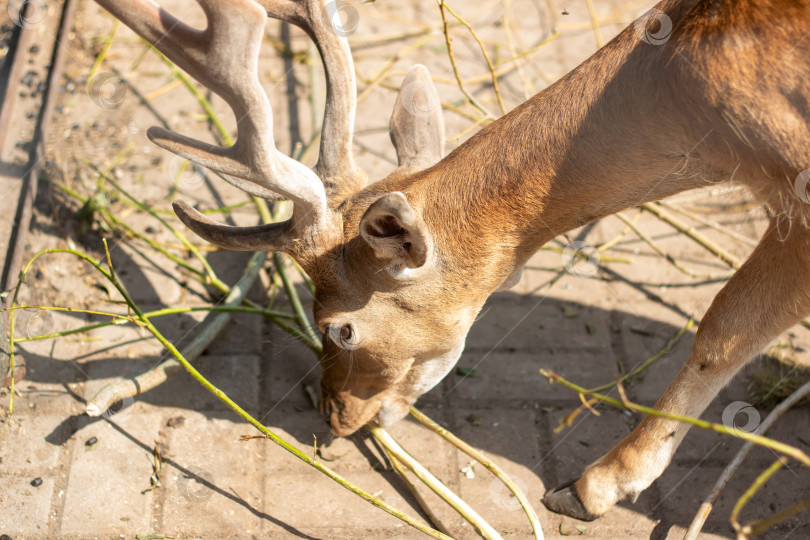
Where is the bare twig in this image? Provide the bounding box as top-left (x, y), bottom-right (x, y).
top-left (410, 408), bottom-right (545, 539)
top-left (685, 378), bottom-right (810, 539)
top-left (729, 457), bottom-right (788, 538)
top-left (584, 0), bottom-right (604, 48)
top-left (437, 0), bottom-right (495, 119)
top-left (85, 251), bottom-right (266, 416)
top-left (442, 2), bottom-right (507, 115)
top-left (615, 212), bottom-right (734, 280)
top-left (641, 202), bottom-right (741, 269)
top-left (369, 424), bottom-right (503, 540)
top-left (656, 200), bottom-right (758, 248)
top-left (588, 318), bottom-right (695, 393)
top-left (382, 445), bottom-right (454, 536)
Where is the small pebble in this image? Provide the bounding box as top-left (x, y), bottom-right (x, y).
top-left (1, 534), bottom-right (13, 540)
top-left (30, 477), bottom-right (42, 487)
top-left (166, 416), bottom-right (185, 428)
top-left (85, 436), bottom-right (98, 447)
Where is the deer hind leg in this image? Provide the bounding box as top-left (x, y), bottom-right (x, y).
top-left (543, 216), bottom-right (810, 520)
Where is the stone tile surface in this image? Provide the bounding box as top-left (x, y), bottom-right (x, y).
top-left (3, 0), bottom-right (810, 539)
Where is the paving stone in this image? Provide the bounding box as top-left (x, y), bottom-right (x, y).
top-left (261, 471), bottom-right (422, 535)
top-left (257, 407), bottom-right (332, 472)
top-left (9, 312), bottom-right (92, 417)
top-left (669, 395), bottom-right (810, 473)
top-left (0, 415), bottom-right (71, 475)
top-left (610, 306), bottom-right (696, 404)
top-left (1, 369), bottom-right (86, 417)
top-left (58, 406), bottom-right (162, 536)
top-left (450, 349), bottom-right (620, 404)
top-left (0, 474), bottom-right (56, 536)
top-left (655, 463), bottom-right (810, 538)
top-left (453, 455), bottom-right (547, 538)
top-left (203, 311), bottom-right (263, 356)
top-left (540, 407), bottom-right (639, 489)
top-left (466, 293), bottom-right (612, 353)
top-left (108, 243), bottom-right (185, 306)
top-left (262, 329), bottom-right (321, 408)
top-left (423, 408), bottom-right (547, 537)
top-left (160, 411), bottom-right (263, 537)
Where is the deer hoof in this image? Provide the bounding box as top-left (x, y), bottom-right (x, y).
top-left (542, 480), bottom-right (600, 521)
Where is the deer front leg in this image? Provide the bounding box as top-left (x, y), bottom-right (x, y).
top-left (544, 218), bottom-right (810, 520)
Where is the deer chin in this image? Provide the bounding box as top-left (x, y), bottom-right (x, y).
top-left (375, 397), bottom-right (415, 428)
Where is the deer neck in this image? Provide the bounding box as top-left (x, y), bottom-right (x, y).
top-left (408, 30), bottom-right (711, 294)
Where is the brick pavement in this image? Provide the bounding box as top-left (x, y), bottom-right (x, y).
top-left (2, 0), bottom-right (810, 538)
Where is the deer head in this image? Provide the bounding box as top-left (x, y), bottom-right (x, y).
top-left (96, 0), bottom-right (503, 436)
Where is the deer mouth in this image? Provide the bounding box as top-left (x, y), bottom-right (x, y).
top-left (324, 393), bottom-right (383, 437)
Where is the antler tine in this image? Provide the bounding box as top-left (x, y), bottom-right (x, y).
top-left (256, 0), bottom-right (365, 199)
top-left (94, 0), bottom-right (335, 253)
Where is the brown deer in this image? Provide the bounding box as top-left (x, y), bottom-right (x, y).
top-left (94, 0), bottom-right (810, 521)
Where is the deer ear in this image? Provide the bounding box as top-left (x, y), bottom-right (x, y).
top-left (359, 192), bottom-right (431, 269)
top-left (389, 65), bottom-right (445, 171)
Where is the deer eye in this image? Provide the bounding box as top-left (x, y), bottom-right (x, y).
top-left (340, 324), bottom-right (352, 341)
top-left (327, 323), bottom-right (359, 350)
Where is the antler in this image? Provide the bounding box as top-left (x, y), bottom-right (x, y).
top-left (93, 0), bottom-right (364, 253)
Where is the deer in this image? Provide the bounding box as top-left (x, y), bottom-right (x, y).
top-left (94, 0), bottom-right (810, 522)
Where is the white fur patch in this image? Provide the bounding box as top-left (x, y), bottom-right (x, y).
top-left (408, 340), bottom-right (466, 396)
top-left (496, 267), bottom-right (523, 291)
